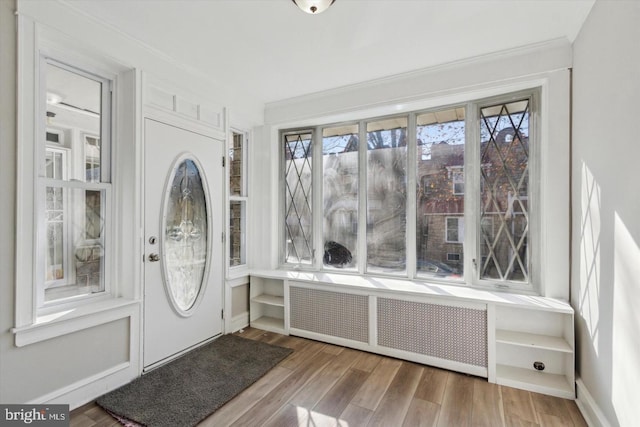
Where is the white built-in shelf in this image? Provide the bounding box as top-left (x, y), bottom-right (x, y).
top-left (251, 294), bottom-right (284, 307)
top-left (250, 275), bottom-right (286, 334)
top-left (248, 270), bottom-right (575, 400)
top-left (251, 316), bottom-right (285, 334)
top-left (496, 364), bottom-right (574, 399)
top-left (249, 269), bottom-right (572, 313)
top-left (496, 330), bottom-right (572, 353)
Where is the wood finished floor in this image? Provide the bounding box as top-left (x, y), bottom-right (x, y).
top-left (70, 327), bottom-right (587, 427)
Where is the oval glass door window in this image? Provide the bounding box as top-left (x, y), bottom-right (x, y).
top-left (162, 157), bottom-right (209, 314)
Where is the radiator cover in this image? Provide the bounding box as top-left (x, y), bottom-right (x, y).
top-left (377, 297), bottom-right (487, 367)
top-left (289, 286), bottom-right (369, 343)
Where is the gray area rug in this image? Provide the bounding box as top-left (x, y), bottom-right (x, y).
top-left (97, 334), bottom-right (292, 427)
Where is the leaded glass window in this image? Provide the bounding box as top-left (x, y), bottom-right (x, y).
top-left (163, 158), bottom-right (208, 312)
top-left (279, 91), bottom-right (538, 291)
top-left (479, 98), bottom-right (530, 283)
top-left (284, 130), bottom-right (313, 265)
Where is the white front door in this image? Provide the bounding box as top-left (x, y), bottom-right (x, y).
top-left (143, 118), bottom-right (223, 370)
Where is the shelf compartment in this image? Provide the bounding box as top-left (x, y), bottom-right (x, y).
top-left (251, 294), bottom-right (284, 307)
top-left (496, 330), bottom-right (572, 353)
top-left (251, 316), bottom-right (285, 334)
top-left (496, 364), bottom-right (574, 398)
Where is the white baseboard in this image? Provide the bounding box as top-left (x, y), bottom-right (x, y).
top-left (230, 311), bottom-right (249, 333)
top-left (28, 362), bottom-right (138, 410)
top-left (576, 377), bottom-right (611, 427)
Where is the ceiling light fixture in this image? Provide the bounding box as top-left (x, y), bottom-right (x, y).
top-left (292, 0), bottom-right (335, 14)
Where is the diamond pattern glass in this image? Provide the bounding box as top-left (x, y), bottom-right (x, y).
top-left (479, 99), bottom-right (530, 282)
top-left (284, 132), bottom-right (313, 264)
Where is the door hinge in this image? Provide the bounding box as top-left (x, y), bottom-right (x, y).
top-left (222, 232), bottom-right (225, 243)
top-left (221, 309), bottom-right (224, 319)
top-left (222, 156), bottom-right (225, 167)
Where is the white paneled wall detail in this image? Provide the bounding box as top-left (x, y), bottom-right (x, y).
top-left (144, 75), bottom-right (226, 133)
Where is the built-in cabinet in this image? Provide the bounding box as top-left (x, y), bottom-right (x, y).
top-left (249, 276), bottom-right (285, 334)
top-left (249, 270), bottom-right (575, 399)
top-left (491, 304), bottom-right (574, 398)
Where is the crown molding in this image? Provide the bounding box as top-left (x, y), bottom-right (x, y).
top-left (265, 38), bottom-right (572, 125)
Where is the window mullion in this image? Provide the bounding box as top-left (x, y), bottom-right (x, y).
top-left (357, 120), bottom-right (367, 275)
top-left (35, 181), bottom-right (47, 310)
top-left (464, 102), bottom-right (479, 285)
top-left (102, 79), bottom-right (112, 183)
top-left (313, 126), bottom-right (323, 269)
top-left (406, 113), bottom-right (417, 279)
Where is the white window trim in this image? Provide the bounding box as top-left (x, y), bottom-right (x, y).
top-left (446, 165), bottom-right (465, 196)
top-left (469, 91), bottom-right (539, 293)
top-left (14, 17), bottom-right (139, 345)
top-left (266, 38), bottom-right (572, 298)
top-left (36, 57), bottom-right (113, 311)
top-left (447, 253), bottom-right (461, 262)
top-left (280, 128), bottom-right (316, 268)
top-left (445, 216), bottom-right (465, 244)
top-left (277, 90), bottom-right (541, 294)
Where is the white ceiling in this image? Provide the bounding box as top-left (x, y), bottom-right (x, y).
top-left (67, 0), bottom-right (595, 105)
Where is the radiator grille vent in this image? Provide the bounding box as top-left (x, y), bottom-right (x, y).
top-left (290, 287), bottom-right (368, 343)
top-left (377, 298), bottom-right (487, 367)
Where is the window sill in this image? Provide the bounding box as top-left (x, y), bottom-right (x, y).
top-left (12, 297), bottom-right (141, 347)
top-left (249, 269), bottom-right (571, 313)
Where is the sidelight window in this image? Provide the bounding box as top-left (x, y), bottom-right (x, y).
top-left (229, 130), bottom-right (248, 269)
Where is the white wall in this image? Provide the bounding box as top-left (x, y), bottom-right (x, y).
top-left (571, 1), bottom-right (640, 426)
top-left (0, 0), bottom-right (19, 403)
top-left (0, 0), bottom-right (262, 407)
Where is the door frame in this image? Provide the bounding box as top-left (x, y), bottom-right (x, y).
top-left (140, 103), bottom-right (227, 372)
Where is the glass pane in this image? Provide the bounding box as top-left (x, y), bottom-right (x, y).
top-left (45, 150), bottom-right (65, 179)
top-left (416, 107), bottom-right (465, 279)
top-left (323, 124), bottom-right (358, 270)
top-left (164, 159), bottom-right (208, 312)
top-left (366, 117), bottom-right (407, 275)
top-left (229, 132), bottom-right (244, 197)
top-left (85, 135), bottom-right (101, 183)
top-left (229, 200), bottom-right (246, 267)
top-left (44, 187), bottom-right (106, 302)
top-left (45, 186), bottom-right (64, 284)
top-left (479, 99), bottom-right (530, 282)
top-left (284, 131), bottom-right (313, 265)
top-left (46, 63), bottom-right (102, 183)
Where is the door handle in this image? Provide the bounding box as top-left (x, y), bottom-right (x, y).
top-left (148, 253), bottom-right (160, 262)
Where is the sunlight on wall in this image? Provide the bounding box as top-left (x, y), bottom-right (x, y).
top-left (579, 163), bottom-right (601, 354)
top-left (612, 213), bottom-right (640, 427)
